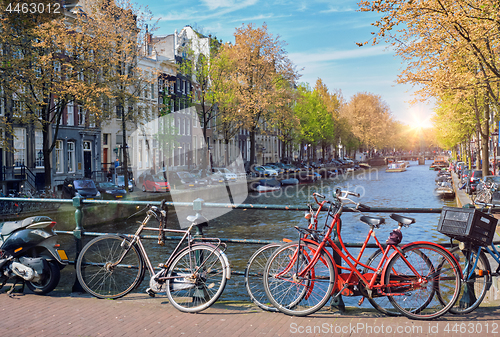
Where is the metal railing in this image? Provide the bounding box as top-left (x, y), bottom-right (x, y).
top-left (0, 196), bottom-right (486, 291)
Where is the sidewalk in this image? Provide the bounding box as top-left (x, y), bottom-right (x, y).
top-left (1, 290), bottom-right (500, 337)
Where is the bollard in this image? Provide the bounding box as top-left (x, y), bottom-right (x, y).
top-left (72, 196), bottom-right (85, 293)
top-left (192, 198), bottom-right (205, 237)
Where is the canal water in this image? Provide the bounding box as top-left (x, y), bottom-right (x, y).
top-left (56, 160), bottom-right (457, 304)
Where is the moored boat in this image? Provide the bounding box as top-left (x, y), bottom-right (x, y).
top-left (434, 182), bottom-right (455, 199)
top-left (251, 178), bottom-right (281, 193)
top-left (386, 162), bottom-right (407, 173)
top-left (280, 178), bottom-right (299, 185)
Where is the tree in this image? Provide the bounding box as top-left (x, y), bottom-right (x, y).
top-left (0, 0), bottom-right (155, 190)
top-left (220, 23), bottom-right (299, 167)
top-left (341, 92), bottom-right (392, 151)
top-left (177, 29), bottom-right (223, 173)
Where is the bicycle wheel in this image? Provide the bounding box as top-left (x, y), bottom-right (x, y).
top-left (76, 235), bottom-right (144, 299)
top-left (384, 243), bottom-right (461, 320)
top-left (244, 243), bottom-right (282, 312)
top-left (448, 246), bottom-right (491, 314)
top-left (363, 248), bottom-right (402, 316)
top-left (166, 244), bottom-right (228, 313)
top-left (263, 241), bottom-right (336, 316)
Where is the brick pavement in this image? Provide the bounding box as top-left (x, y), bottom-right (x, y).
top-left (1, 290), bottom-right (500, 337)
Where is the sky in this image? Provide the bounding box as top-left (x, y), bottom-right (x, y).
top-left (136, 0), bottom-right (435, 128)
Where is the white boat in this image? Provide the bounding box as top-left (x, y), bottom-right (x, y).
top-left (251, 179), bottom-right (281, 193)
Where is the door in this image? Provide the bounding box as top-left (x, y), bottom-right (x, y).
top-left (83, 141), bottom-right (92, 178)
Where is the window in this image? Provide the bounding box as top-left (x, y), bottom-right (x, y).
top-left (176, 118), bottom-right (180, 135)
top-left (67, 141), bottom-right (75, 172)
top-left (182, 80), bottom-right (185, 94)
top-left (35, 130), bottom-right (44, 168)
top-left (176, 78), bottom-right (180, 92)
top-left (181, 119), bottom-right (185, 135)
top-left (67, 102), bottom-right (74, 126)
top-left (13, 128), bottom-right (25, 166)
top-left (193, 110), bottom-right (197, 127)
top-left (78, 106), bottom-right (85, 125)
top-left (151, 83), bottom-right (155, 99)
top-left (0, 96), bottom-right (4, 116)
top-left (55, 140), bottom-right (63, 173)
top-left (187, 119), bottom-right (190, 136)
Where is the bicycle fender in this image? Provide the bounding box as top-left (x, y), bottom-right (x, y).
top-left (381, 241), bottom-right (463, 283)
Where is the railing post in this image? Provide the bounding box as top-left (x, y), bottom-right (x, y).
top-left (72, 196), bottom-right (85, 292)
top-left (193, 198), bottom-right (205, 237)
top-left (192, 198), bottom-right (207, 301)
top-left (330, 218), bottom-right (345, 312)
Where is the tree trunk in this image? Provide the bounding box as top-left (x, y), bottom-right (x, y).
top-left (249, 130), bottom-right (256, 167)
top-left (122, 113), bottom-right (129, 193)
top-left (482, 103), bottom-right (490, 177)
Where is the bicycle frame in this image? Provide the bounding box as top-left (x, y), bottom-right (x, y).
top-left (278, 201), bottom-right (426, 299)
top-left (109, 208), bottom-right (227, 282)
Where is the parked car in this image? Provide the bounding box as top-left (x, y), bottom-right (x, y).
top-left (169, 171), bottom-right (207, 189)
top-left (116, 175), bottom-right (134, 192)
top-left (253, 165), bottom-right (279, 177)
top-left (61, 178), bottom-right (101, 199)
top-left (190, 169), bottom-right (225, 185)
top-left (142, 173), bottom-right (170, 192)
top-left (455, 161), bottom-right (465, 174)
top-left (466, 169), bottom-right (483, 195)
top-left (212, 167), bottom-right (238, 181)
top-left (96, 182), bottom-right (127, 200)
top-left (264, 164), bottom-right (283, 175)
top-left (284, 164), bottom-right (300, 173)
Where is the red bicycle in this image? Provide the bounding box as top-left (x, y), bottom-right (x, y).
top-left (263, 189), bottom-right (462, 319)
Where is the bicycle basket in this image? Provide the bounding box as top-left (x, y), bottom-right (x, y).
top-left (437, 206), bottom-right (498, 246)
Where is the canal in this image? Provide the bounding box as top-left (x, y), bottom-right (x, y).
top-left (56, 160), bottom-right (457, 305)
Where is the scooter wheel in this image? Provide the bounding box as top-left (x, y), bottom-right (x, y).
top-left (26, 261), bottom-right (60, 295)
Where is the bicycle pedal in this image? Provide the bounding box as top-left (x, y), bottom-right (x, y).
top-left (146, 288), bottom-right (156, 297)
top-left (358, 297), bottom-right (365, 305)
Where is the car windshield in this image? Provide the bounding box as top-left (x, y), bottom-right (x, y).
top-left (485, 176), bottom-right (500, 183)
top-left (219, 168), bottom-right (231, 173)
top-left (178, 172), bottom-right (193, 179)
top-left (74, 180), bottom-right (96, 189)
top-left (153, 173), bottom-right (167, 182)
top-left (99, 182), bottom-right (118, 189)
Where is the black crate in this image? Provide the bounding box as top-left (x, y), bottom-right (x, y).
top-left (437, 207), bottom-right (498, 246)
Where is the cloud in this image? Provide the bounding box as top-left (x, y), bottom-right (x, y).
top-left (289, 45), bottom-right (389, 65)
top-left (156, 0), bottom-right (259, 23)
top-left (319, 6), bottom-right (356, 13)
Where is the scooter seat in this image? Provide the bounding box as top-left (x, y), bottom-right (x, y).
top-left (1, 216), bottom-right (53, 236)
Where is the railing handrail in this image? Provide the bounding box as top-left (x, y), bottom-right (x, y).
top-left (0, 197), bottom-right (450, 213)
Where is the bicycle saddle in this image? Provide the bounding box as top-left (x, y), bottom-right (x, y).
top-left (186, 213), bottom-right (208, 227)
top-left (360, 215), bottom-right (385, 228)
top-left (390, 214), bottom-right (415, 226)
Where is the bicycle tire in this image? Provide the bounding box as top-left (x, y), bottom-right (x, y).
top-left (448, 246), bottom-right (491, 314)
top-left (363, 248), bottom-right (402, 316)
top-left (166, 244), bottom-right (228, 313)
top-left (263, 241), bottom-right (336, 316)
top-left (384, 243), bottom-right (461, 320)
top-left (244, 243), bottom-right (282, 312)
top-left (76, 235), bottom-right (144, 299)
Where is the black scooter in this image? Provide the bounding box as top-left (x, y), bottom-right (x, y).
top-left (0, 216), bottom-right (68, 295)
